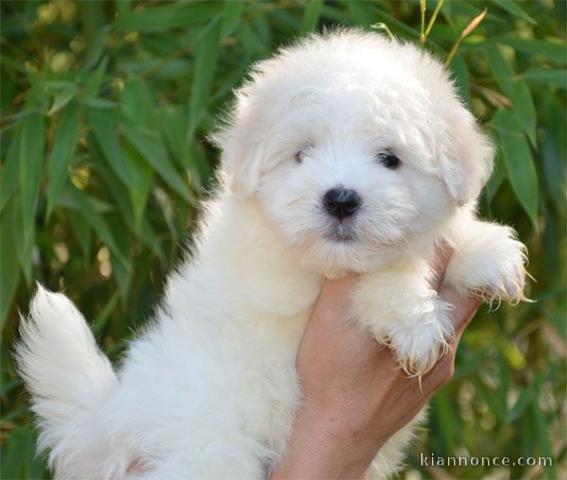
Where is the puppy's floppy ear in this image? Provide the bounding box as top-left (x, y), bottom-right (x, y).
top-left (437, 103), bottom-right (494, 206)
top-left (211, 93), bottom-right (266, 197)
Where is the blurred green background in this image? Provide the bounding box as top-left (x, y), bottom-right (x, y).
top-left (1, 1), bottom-right (565, 478)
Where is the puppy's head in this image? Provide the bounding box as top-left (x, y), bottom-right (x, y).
top-left (213, 30), bottom-right (493, 274)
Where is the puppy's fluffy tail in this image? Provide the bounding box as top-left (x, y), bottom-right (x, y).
top-left (15, 285), bottom-right (118, 472)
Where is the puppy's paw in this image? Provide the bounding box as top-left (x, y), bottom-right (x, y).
top-left (388, 304), bottom-right (453, 377)
top-left (446, 224), bottom-right (529, 304)
top-left (489, 243), bottom-right (528, 304)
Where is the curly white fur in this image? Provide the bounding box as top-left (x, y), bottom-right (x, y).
top-left (16, 30), bottom-right (527, 479)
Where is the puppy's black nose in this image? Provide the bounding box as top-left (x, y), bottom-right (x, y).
top-left (323, 188), bottom-right (361, 220)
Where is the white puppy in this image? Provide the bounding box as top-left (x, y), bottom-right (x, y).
top-left (17, 30), bottom-right (527, 479)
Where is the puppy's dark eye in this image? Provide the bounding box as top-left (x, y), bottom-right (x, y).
top-left (377, 151), bottom-right (401, 170)
top-left (295, 150), bottom-right (305, 163)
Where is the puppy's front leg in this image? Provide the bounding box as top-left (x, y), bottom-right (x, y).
top-left (445, 220), bottom-right (528, 303)
top-left (353, 264), bottom-right (453, 376)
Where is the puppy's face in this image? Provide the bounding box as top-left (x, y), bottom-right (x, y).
top-left (256, 90), bottom-right (455, 273)
top-left (215, 32), bottom-right (493, 274)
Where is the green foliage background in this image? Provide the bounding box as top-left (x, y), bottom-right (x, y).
top-left (1, 1), bottom-right (565, 478)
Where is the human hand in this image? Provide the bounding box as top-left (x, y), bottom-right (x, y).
top-left (271, 245), bottom-right (481, 479)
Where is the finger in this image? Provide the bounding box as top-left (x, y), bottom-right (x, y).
top-left (438, 283), bottom-right (482, 340)
top-left (419, 348), bottom-right (455, 393)
top-left (430, 242), bottom-right (454, 290)
top-left (312, 274), bottom-right (359, 320)
top-left (318, 274), bottom-right (359, 303)
top-left (322, 273), bottom-right (359, 292)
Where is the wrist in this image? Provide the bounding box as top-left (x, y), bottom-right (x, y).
top-left (301, 389), bottom-right (390, 452)
top-left (272, 396), bottom-right (378, 479)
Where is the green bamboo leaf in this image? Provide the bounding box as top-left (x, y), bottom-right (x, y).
top-left (115, 0), bottom-right (132, 16)
top-left (253, 13), bottom-right (272, 47)
top-left (55, 182), bottom-right (109, 212)
top-left (122, 141), bottom-right (154, 233)
top-left (495, 36), bottom-right (566, 64)
top-left (123, 125), bottom-right (192, 203)
top-left (450, 55), bottom-right (470, 105)
top-left (431, 389), bottom-right (456, 453)
top-left (83, 56), bottom-right (108, 98)
top-left (84, 26), bottom-right (109, 69)
top-left (116, 2), bottom-right (222, 32)
top-left (320, 4), bottom-right (350, 22)
top-left (0, 426), bottom-right (31, 479)
top-left (221, 0), bottom-right (245, 38)
top-left (300, 0), bottom-right (323, 33)
top-left (531, 402), bottom-right (556, 477)
top-left (210, 48), bottom-right (255, 105)
top-left (92, 149), bottom-right (136, 219)
top-left (187, 19), bottom-right (221, 141)
top-left (484, 46), bottom-right (514, 90)
top-left (497, 350), bottom-right (510, 415)
top-left (236, 22), bottom-right (261, 55)
top-left (0, 199), bottom-right (20, 328)
top-left (46, 100), bottom-right (81, 218)
top-left (112, 249), bottom-right (132, 301)
top-left (510, 81), bottom-right (537, 146)
top-left (19, 110), bottom-right (45, 280)
top-left (344, 0), bottom-right (374, 28)
top-left (88, 118), bottom-right (153, 234)
top-left (58, 185), bottom-right (130, 272)
top-left (1, 67), bottom-right (16, 114)
top-left (7, 194), bottom-right (34, 284)
top-left (521, 408), bottom-right (535, 458)
top-left (153, 187), bottom-right (180, 244)
top-left (441, 0), bottom-right (485, 22)
top-left (485, 47), bottom-right (537, 145)
top-left (105, 214), bottom-right (134, 301)
top-left (489, 0), bottom-right (537, 25)
top-left (91, 291), bottom-right (120, 336)
top-left (83, 97), bottom-right (116, 109)
top-left (139, 35), bottom-right (180, 57)
top-left (160, 108), bottom-right (188, 167)
top-left (140, 218), bottom-right (166, 263)
top-left (265, 10), bottom-right (299, 35)
top-left (493, 110), bottom-right (538, 228)
top-left (484, 151), bottom-right (505, 204)
top-left (474, 377), bottom-right (506, 421)
top-left (453, 348), bottom-right (487, 380)
top-left (542, 95), bottom-right (566, 212)
top-left (0, 378), bottom-right (22, 401)
top-left (507, 386), bottom-right (534, 423)
top-left (0, 127), bottom-right (20, 213)
top-left (48, 86), bottom-right (78, 116)
top-left (120, 77), bottom-right (155, 127)
top-left (521, 68), bottom-right (567, 88)
top-left (23, 427), bottom-right (45, 478)
top-left (68, 210), bottom-right (92, 262)
top-left (43, 80), bottom-right (77, 92)
top-left (92, 147), bottom-right (151, 250)
top-left (87, 108), bottom-right (137, 190)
